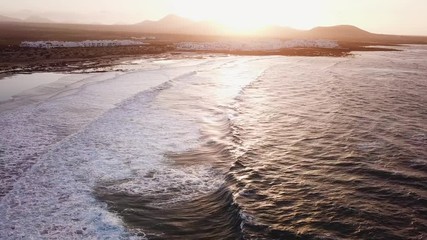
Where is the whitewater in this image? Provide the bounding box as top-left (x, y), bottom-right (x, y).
top-left (1, 46), bottom-right (426, 239)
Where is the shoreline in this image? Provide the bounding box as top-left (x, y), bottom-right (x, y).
top-left (0, 43), bottom-right (401, 75)
top-left (0, 44), bottom-right (174, 75)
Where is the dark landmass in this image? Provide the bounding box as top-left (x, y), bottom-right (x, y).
top-left (0, 44), bottom-right (175, 74)
top-left (2, 15), bottom-right (427, 46)
top-left (131, 15), bottom-right (427, 44)
top-left (187, 46), bottom-right (398, 58)
top-left (0, 15), bottom-right (426, 74)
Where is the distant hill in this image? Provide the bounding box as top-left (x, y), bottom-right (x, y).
top-left (305, 25), bottom-right (373, 40)
top-left (131, 16), bottom-right (427, 43)
top-left (134, 14), bottom-right (226, 36)
top-left (132, 15), bottom-right (383, 41)
top-left (1, 14), bottom-right (427, 46)
top-left (25, 16), bottom-right (55, 23)
top-left (134, 14), bottom-right (300, 37)
top-left (0, 14), bottom-right (54, 24)
top-left (257, 25), bottom-right (302, 38)
top-left (0, 15), bottom-right (22, 22)
top-left (135, 14), bottom-right (191, 32)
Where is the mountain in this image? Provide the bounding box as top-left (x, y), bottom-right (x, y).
top-left (134, 14), bottom-right (226, 36)
top-left (25, 16), bottom-right (54, 23)
top-left (3, 13), bottom-right (422, 44)
top-left (0, 15), bottom-right (22, 22)
top-left (135, 15), bottom-right (193, 32)
top-left (132, 15), bottom-right (382, 41)
top-left (137, 14), bottom-right (193, 30)
top-left (305, 25), bottom-right (373, 40)
top-left (135, 14), bottom-right (300, 37)
top-left (257, 25), bottom-right (302, 38)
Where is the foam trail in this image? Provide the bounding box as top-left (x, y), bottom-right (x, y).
top-left (0, 56), bottom-right (274, 239)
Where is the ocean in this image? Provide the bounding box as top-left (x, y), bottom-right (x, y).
top-left (0, 46), bottom-right (426, 239)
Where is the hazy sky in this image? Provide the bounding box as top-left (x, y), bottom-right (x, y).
top-left (1, 0), bottom-right (426, 35)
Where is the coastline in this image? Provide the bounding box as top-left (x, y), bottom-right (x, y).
top-left (0, 43), bottom-right (400, 75)
top-left (0, 44), bottom-right (174, 75)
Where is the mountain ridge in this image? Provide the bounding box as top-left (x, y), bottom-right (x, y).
top-left (0, 14), bottom-right (55, 23)
top-left (1, 14), bottom-right (426, 43)
top-left (25, 16), bottom-right (55, 23)
top-left (0, 14), bottom-right (22, 22)
top-left (132, 14), bottom-right (376, 40)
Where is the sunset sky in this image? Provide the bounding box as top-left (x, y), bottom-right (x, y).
top-left (1, 0), bottom-right (426, 35)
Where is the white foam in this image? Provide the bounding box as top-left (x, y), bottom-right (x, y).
top-left (0, 56), bottom-right (282, 239)
top-left (0, 73), bottom-right (67, 102)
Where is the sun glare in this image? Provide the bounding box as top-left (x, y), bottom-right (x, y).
top-left (171, 0), bottom-right (326, 34)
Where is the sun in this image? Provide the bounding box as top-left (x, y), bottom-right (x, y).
top-left (205, 0), bottom-right (272, 34)
top-left (171, 0), bottom-right (270, 34)
top-left (217, 15), bottom-right (268, 35)
top-left (171, 0), bottom-right (326, 34)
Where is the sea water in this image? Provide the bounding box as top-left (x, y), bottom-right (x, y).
top-left (0, 46), bottom-right (426, 239)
